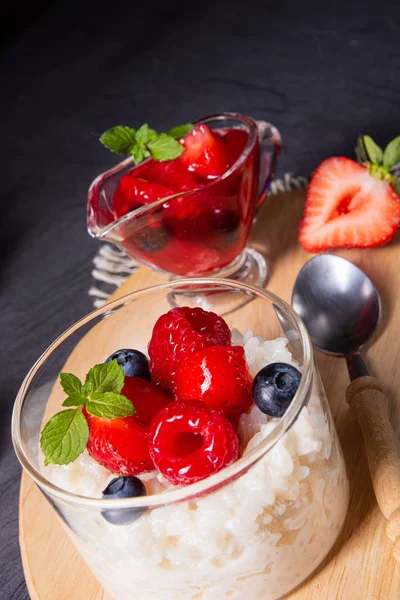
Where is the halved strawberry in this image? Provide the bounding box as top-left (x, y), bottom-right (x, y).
top-left (121, 376), bottom-right (171, 425)
top-left (299, 157), bottom-right (400, 252)
top-left (180, 124), bottom-right (231, 178)
top-left (140, 158), bottom-right (202, 192)
top-left (84, 407), bottom-right (154, 475)
top-left (113, 175), bottom-right (173, 219)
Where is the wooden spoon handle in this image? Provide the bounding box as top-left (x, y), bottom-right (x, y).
top-left (346, 376), bottom-right (400, 561)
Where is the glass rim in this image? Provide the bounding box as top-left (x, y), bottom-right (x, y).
top-left (12, 278), bottom-right (313, 510)
top-left (87, 112), bottom-right (260, 239)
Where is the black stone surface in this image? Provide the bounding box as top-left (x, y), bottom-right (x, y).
top-left (0, 0), bottom-right (399, 597)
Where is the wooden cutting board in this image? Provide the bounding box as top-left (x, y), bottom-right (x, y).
top-left (19, 188), bottom-right (400, 599)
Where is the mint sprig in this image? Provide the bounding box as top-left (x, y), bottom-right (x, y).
top-left (41, 409), bottom-right (89, 466)
top-left (40, 361), bottom-right (135, 466)
top-left (99, 122), bottom-right (194, 164)
top-left (356, 134), bottom-right (400, 196)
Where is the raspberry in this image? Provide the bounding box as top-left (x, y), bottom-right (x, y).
top-left (148, 307), bottom-right (231, 391)
top-left (149, 401), bottom-right (239, 485)
top-left (174, 346), bottom-right (253, 423)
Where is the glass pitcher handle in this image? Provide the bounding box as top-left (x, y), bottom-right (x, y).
top-left (256, 120), bottom-right (282, 208)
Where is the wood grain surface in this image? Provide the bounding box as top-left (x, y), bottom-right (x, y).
top-left (19, 188), bottom-right (400, 599)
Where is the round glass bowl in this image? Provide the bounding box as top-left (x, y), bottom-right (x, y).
top-left (12, 279), bottom-right (349, 600)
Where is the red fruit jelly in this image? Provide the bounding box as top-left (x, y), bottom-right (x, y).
top-left (101, 124), bottom-right (260, 277)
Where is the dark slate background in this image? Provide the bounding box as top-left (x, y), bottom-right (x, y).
top-left (0, 0), bottom-right (399, 597)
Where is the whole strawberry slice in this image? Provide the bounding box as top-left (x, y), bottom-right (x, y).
top-left (148, 307), bottom-right (231, 392)
top-left (85, 407), bottom-right (154, 475)
top-left (174, 346), bottom-right (253, 422)
top-left (299, 135), bottom-right (400, 252)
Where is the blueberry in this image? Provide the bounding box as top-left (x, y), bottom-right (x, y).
top-left (132, 224), bottom-right (170, 253)
top-left (101, 476), bottom-right (147, 525)
top-left (252, 362), bottom-right (301, 418)
top-left (208, 208), bottom-right (241, 234)
top-left (105, 349), bottom-right (151, 381)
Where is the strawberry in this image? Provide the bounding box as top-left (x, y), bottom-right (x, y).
top-left (174, 346), bottom-right (253, 422)
top-left (84, 407), bottom-right (154, 475)
top-left (180, 124), bottom-right (232, 178)
top-left (113, 175), bottom-right (173, 219)
top-left (121, 376), bottom-right (171, 425)
top-left (299, 135), bottom-right (400, 252)
top-left (140, 158), bottom-right (202, 192)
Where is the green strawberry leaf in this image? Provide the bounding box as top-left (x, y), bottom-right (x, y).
top-left (84, 360), bottom-right (125, 395)
top-left (40, 408), bottom-right (89, 466)
top-left (392, 179), bottom-right (400, 197)
top-left (358, 135), bottom-right (383, 165)
top-left (85, 392), bottom-right (135, 419)
top-left (99, 126), bottom-right (137, 156)
top-left (147, 134), bottom-right (185, 161)
top-left (60, 372), bottom-right (82, 396)
top-left (167, 123), bottom-right (194, 139)
top-left (383, 136), bottom-right (400, 170)
top-left (62, 393), bottom-right (87, 407)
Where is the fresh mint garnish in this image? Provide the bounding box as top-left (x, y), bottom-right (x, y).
top-left (147, 134), bottom-right (184, 161)
top-left (60, 372), bottom-right (83, 396)
top-left (85, 361), bottom-right (125, 395)
top-left (41, 409), bottom-right (89, 467)
top-left (99, 122), bottom-right (194, 164)
top-left (167, 123), bottom-right (195, 139)
top-left (62, 393), bottom-right (87, 407)
top-left (40, 360), bottom-right (135, 466)
top-left (356, 134), bottom-right (400, 196)
top-left (86, 391), bottom-right (134, 419)
top-left (99, 126), bottom-right (137, 156)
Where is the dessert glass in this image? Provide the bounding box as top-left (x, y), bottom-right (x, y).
top-left (87, 114), bottom-right (281, 287)
top-left (12, 279), bottom-right (349, 600)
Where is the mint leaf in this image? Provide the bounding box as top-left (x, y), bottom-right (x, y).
top-left (85, 392), bottom-right (135, 419)
top-left (358, 135), bottom-right (383, 165)
top-left (393, 179), bottom-right (400, 197)
top-left (136, 123), bottom-right (157, 144)
top-left (62, 393), bottom-right (87, 407)
top-left (167, 123), bottom-right (194, 139)
top-left (84, 360), bottom-right (124, 394)
top-left (81, 380), bottom-right (93, 395)
top-left (147, 134), bottom-right (184, 161)
top-left (132, 144), bottom-right (145, 164)
top-left (60, 373), bottom-right (82, 396)
top-left (383, 136), bottom-right (400, 170)
top-left (40, 408), bottom-right (89, 466)
top-left (100, 126), bottom-right (137, 156)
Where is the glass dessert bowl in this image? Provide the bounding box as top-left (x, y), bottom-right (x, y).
top-left (12, 279), bottom-right (349, 600)
top-left (87, 114), bottom-right (281, 286)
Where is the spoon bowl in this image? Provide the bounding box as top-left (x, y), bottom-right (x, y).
top-left (292, 253), bottom-right (400, 563)
top-left (292, 254), bottom-right (381, 356)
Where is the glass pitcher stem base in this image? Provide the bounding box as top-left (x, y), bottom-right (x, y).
top-left (167, 247), bottom-right (268, 314)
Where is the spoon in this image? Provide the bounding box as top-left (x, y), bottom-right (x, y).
top-left (292, 253), bottom-right (400, 562)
